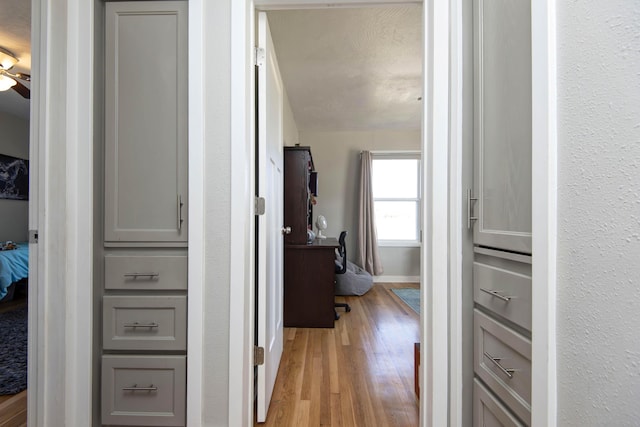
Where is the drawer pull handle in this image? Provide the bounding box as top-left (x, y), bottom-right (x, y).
top-left (479, 288), bottom-right (511, 302)
top-left (177, 194), bottom-right (184, 231)
top-left (484, 351), bottom-right (515, 378)
top-left (124, 273), bottom-right (160, 279)
top-left (122, 384), bottom-right (158, 392)
top-left (123, 322), bottom-right (159, 328)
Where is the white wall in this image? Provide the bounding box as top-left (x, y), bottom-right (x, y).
top-left (300, 129), bottom-right (421, 277)
top-left (557, 1), bottom-right (640, 424)
top-left (283, 90), bottom-right (299, 146)
top-left (200, 1), bottom-right (232, 424)
top-left (0, 112), bottom-right (29, 242)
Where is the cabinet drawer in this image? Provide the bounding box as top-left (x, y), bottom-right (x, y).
top-left (474, 309), bottom-right (531, 425)
top-left (474, 379), bottom-right (524, 427)
top-left (102, 355), bottom-right (186, 426)
top-left (474, 261), bottom-right (531, 331)
top-left (105, 255), bottom-right (187, 290)
top-left (103, 296), bottom-right (186, 351)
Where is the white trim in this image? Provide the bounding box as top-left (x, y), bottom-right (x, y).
top-left (228, 1), bottom-right (256, 426)
top-left (421, 0), bottom-right (449, 425)
top-left (531, 0), bottom-right (558, 426)
top-left (28, 0), bottom-right (45, 423)
top-left (29, 0), bottom-right (95, 424)
top-left (64, 0), bottom-right (94, 424)
top-left (369, 150), bottom-right (422, 158)
top-left (448, 0), bottom-right (464, 425)
top-left (373, 275), bottom-right (420, 283)
top-left (378, 241), bottom-right (421, 247)
top-left (255, 0), bottom-right (421, 9)
top-left (187, 0), bottom-right (205, 425)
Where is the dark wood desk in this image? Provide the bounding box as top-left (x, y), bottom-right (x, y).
top-left (283, 237), bottom-right (338, 328)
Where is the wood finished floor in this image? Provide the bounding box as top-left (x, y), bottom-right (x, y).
top-left (257, 283), bottom-right (420, 427)
top-left (0, 299), bottom-right (27, 427)
top-left (0, 391), bottom-right (26, 427)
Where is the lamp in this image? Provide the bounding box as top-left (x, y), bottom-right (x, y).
top-left (0, 74), bottom-right (17, 91)
top-left (315, 215), bottom-right (328, 239)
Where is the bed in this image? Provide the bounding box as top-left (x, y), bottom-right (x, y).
top-left (0, 242), bottom-right (29, 301)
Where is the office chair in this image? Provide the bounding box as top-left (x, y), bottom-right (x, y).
top-left (334, 231), bottom-right (352, 320)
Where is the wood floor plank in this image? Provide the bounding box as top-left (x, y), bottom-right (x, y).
top-left (0, 390), bottom-right (27, 427)
top-left (258, 283), bottom-right (419, 427)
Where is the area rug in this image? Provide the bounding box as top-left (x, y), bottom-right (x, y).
top-left (391, 288), bottom-right (420, 315)
top-left (0, 305), bottom-right (27, 395)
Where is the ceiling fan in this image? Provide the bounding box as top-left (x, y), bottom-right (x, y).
top-left (0, 47), bottom-right (30, 99)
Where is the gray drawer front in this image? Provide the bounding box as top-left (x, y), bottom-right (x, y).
top-left (474, 261), bottom-right (531, 331)
top-left (474, 309), bottom-right (531, 425)
top-left (103, 296), bottom-right (187, 351)
top-left (105, 255), bottom-right (187, 290)
top-left (102, 355), bottom-right (186, 426)
top-left (474, 379), bottom-right (524, 427)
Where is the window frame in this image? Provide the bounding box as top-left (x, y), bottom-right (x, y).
top-left (371, 151), bottom-right (422, 247)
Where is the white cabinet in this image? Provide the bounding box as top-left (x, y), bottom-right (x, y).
top-left (472, 0), bottom-right (532, 425)
top-left (104, 1), bottom-right (188, 243)
top-left (101, 2), bottom-right (188, 426)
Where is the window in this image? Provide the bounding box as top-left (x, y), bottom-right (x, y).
top-left (371, 152), bottom-right (421, 246)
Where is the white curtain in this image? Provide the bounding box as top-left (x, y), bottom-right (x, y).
top-left (357, 151), bottom-right (383, 276)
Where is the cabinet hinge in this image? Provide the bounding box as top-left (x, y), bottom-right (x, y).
top-left (29, 229), bottom-right (39, 243)
top-left (254, 47), bottom-right (265, 67)
top-left (254, 346), bottom-right (265, 366)
top-left (467, 189), bottom-right (478, 229)
top-left (255, 196), bottom-right (266, 216)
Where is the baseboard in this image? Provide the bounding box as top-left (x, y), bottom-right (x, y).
top-left (373, 275), bottom-right (420, 283)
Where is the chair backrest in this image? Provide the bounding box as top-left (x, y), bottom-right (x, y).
top-left (336, 231), bottom-right (348, 274)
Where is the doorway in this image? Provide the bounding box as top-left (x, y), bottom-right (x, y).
top-left (0, 1), bottom-right (31, 423)
top-left (250, 4), bottom-right (424, 424)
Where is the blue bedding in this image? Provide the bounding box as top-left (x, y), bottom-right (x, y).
top-left (0, 242), bottom-right (28, 300)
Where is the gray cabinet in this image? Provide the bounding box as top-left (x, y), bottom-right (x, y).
top-left (101, 2), bottom-right (188, 426)
top-left (103, 295), bottom-right (187, 351)
top-left (104, 254), bottom-right (188, 291)
top-left (471, 0), bottom-right (532, 425)
top-left (102, 355), bottom-right (186, 426)
top-left (474, 379), bottom-right (524, 427)
top-left (474, 310), bottom-right (531, 424)
top-left (104, 0), bottom-right (188, 244)
top-left (473, 0), bottom-right (532, 255)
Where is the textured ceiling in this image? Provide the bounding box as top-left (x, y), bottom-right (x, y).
top-left (267, 6), bottom-right (423, 131)
top-left (0, 4), bottom-right (424, 128)
top-left (0, 0), bottom-right (31, 120)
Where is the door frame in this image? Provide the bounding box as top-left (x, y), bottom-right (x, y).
top-left (225, 0), bottom-right (445, 425)
top-left (29, 0), bottom-right (95, 425)
top-left (448, 1), bottom-right (558, 426)
top-left (223, 1), bottom-right (558, 427)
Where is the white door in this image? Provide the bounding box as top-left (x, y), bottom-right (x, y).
top-left (256, 11), bottom-right (285, 423)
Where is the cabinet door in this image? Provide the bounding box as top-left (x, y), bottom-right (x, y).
top-left (473, 0), bottom-right (531, 254)
top-left (105, 1), bottom-right (188, 243)
top-left (283, 149), bottom-right (311, 245)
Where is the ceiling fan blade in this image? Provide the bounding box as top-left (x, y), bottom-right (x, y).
top-left (14, 73), bottom-right (30, 82)
top-left (11, 79), bottom-right (30, 99)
